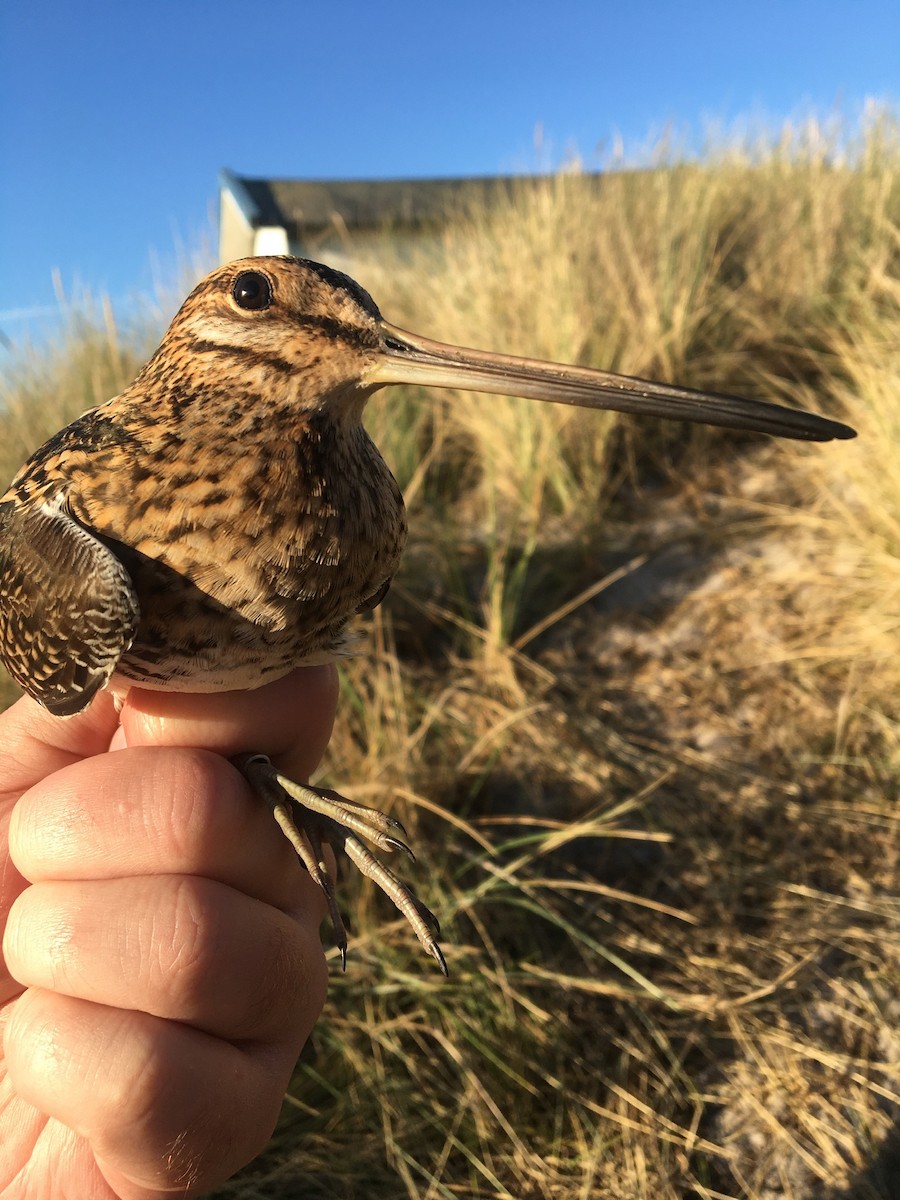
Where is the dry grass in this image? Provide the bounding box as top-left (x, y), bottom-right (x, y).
top-left (1, 112), bottom-right (898, 1198)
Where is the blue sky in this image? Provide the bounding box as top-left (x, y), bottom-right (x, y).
top-left (2, 0), bottom-right (898, 344)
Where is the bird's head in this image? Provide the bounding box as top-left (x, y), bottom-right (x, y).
top-left (153, 255), bottom-right (855, 442)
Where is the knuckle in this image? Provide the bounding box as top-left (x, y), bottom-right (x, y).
top-left (148, 875), bottom-right (222, 1011)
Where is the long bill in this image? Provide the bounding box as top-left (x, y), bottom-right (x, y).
top-left (367, 322), bottom-right (856, 443)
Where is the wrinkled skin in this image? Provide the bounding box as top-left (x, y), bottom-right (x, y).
top-left (0, 666), bottom-right (337, 1199)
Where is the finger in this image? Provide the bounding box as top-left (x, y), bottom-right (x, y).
top-left (0, 691), bottom-right (121, 805)
top-left (9, 746), bottom-right (330, 916)
top-left (5, 873), bottom-right (328, 1044)
top-left (119, 664), bottom-right (339, 783)
top-left (4, 988), bottom-right (311, 1199)
top-left (0, 693), bottom-right (122, 1004)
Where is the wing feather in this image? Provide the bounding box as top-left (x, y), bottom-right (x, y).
top-left (0, 497), bottom-right (139, 715)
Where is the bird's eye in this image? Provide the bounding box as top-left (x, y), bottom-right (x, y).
top-left (232, 270), bottom-right (273, 311)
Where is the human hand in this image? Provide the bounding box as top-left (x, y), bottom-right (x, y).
top-left (0, 665), bottom-right (338, 1199)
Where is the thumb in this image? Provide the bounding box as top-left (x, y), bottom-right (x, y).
top-left (117, 665), bottom-right (339, 784)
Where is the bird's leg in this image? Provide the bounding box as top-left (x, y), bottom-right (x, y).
top-left (234, 753), bottom-right (447, 975)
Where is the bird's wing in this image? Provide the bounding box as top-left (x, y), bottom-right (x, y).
top-left (0, 497), bottom-right (140, 715)
top-left (355, 578), bottom-right (391, 614)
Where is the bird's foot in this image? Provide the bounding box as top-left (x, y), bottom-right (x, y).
top-left (234, 753), bottom-right (447, 975)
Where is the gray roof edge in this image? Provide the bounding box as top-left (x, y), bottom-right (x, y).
top-left (235, 169), bottom-right (593, 189)
top-left (219, 168), bottom-right (623, 233)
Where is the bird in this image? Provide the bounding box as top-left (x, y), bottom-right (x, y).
top-left (0, 255), bottom-right (856, 973)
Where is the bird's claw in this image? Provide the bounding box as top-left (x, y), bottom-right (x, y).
top-left (234, 753), bottom-right (447, 975)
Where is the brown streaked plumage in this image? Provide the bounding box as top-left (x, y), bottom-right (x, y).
top-left (0, 255), bottom-right (856, 971)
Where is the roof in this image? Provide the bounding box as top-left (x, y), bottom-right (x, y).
top-left (220, 169), bottom-right (605, 234)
